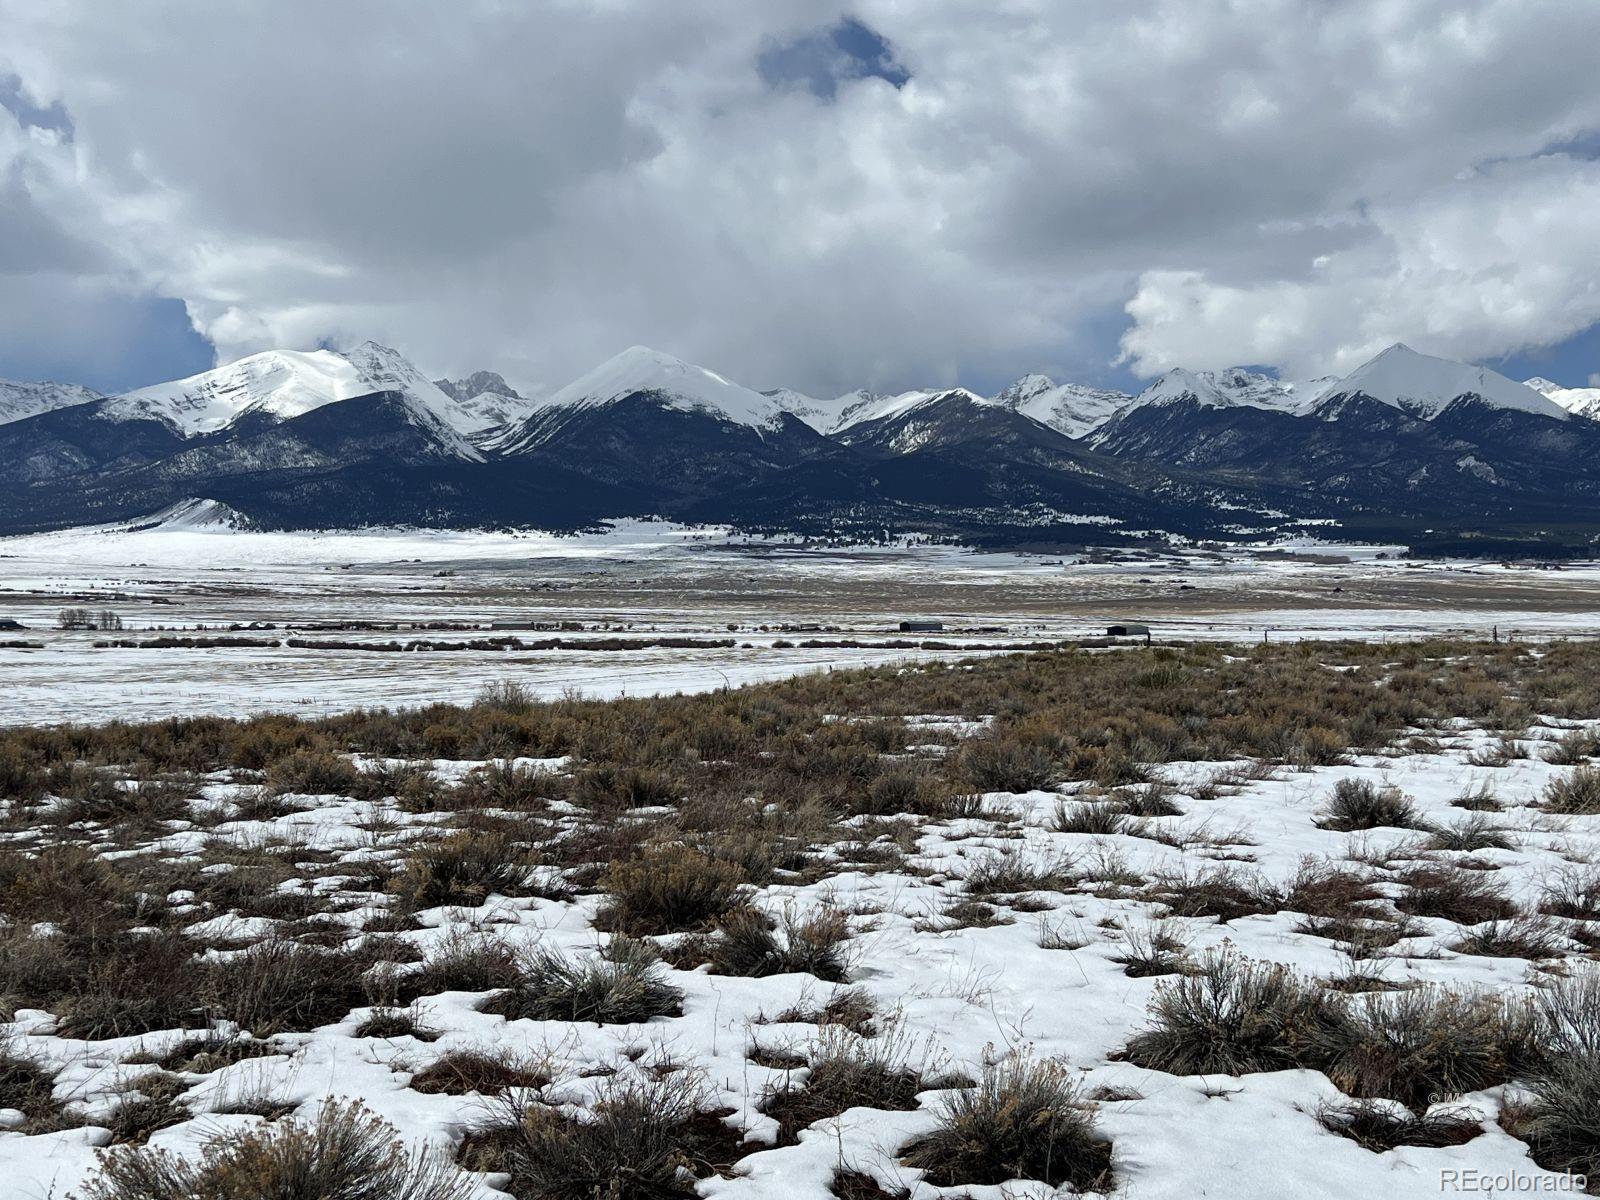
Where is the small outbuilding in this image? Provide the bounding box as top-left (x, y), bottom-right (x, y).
top-left (898, 619), bottom-right (945, 633)
top-left (1106, 622), bottom-right (1150, 638)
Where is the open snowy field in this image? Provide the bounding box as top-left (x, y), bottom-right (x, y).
top-left (2, 642), bottom-right (1600, 1198)
top-left (1, 519), bottom-right (1598, 725)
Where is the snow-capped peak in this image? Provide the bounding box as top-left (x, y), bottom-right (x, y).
top-left (758, 386), bottom-right (858, 432)
top-left (834, 388), bottom-right (879, 408)
top-left (992, 374), bottom-right (1131, 438)
top-left (538, 345), bottom-right (794, 429)
top-left (1314, 344), bottom-right (1566, 420)
top-left (830, 387), bottom-right (989, 433)
top-left (339, 342), bottom-right (483, 429)
top-left (106, 348), bottom-right (376, 432)
top-left (436, 370), bottom-right (522, 403)
top-left (103, 344), bottom-right (482, 458)
top-left (432, 370), bottom-right (539, 435)
top-left (0, 378), bottom-right (103, 426)
top-left (1138, 368), bottom-right (1217, 406)
top-left (993, 374), bottom-right (1057, 406)
top-left (1131, 367), bottom-right (1312, 413)
top-left (1523, 375), bottom-right (1600, 421)
top-left (339, 340), bottom-right (435, 395)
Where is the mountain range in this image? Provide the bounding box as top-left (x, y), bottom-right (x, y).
top-left (1, 339), bottom-right (1596, 551)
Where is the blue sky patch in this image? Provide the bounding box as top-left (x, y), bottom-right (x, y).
top-left (758, 16), bottom-right (910, 101)
top-left (1489, 321), bottom-right (1600, 390)
top-left (0, 74), bottom-right (72, 137)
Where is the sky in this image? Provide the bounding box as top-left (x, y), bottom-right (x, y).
top-left (2, 1), bottom-right (1599, 400)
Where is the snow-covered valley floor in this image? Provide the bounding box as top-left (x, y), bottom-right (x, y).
top-left (3, 643), bottom-right (1600, 1197)
top-left (0, 519), bottom-right (1597, 725)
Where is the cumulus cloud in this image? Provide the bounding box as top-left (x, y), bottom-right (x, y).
top-left (1, 0), bottom-right (1598, 395)
top-left (1119, 156), bottom-right (1600, 379)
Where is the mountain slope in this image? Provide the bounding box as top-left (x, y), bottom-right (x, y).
top-left (105, 349), bottom-right (371, 433)
top-left (0, 400), bottom-right (188, 487)
top-left (498, 346), bottom-right (794, 453)
top-left (503, 394), bottom-right (835, 499)
top-left (434, 370), bottom-right (540, 433)
top-left (489, 347), bottom-right (841, 502)
top-left (4, 338), bottom-right (1600, 546)
top-left (1093, 343), bottom-right (1600, 525)
top-left (1525, 376), bottom-right (1600, 422)
top-left (1310, 344), bottom-right (1565, 420)
top-left (758, 387), bottom-right (859, 432)
top-left (0, 390), bottom-right (595, 534)
top-left (1117, 367), bottom-right (1334, 419)
top-left (991, 374), bottom-right (1130, 438)
top-left (0, 379), bottom-right (103, 426)
top-left (103, 343), bottom-right (482, 458)
top-left (832, 389), bottom-right (1006, 453)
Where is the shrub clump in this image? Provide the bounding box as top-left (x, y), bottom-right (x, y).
top-left (1426, 812), bottom-right (1513, 852)
top-left (1151, 865), bottom-right (1282, 924)
top-left (0, 1042), bottom-right (67, 1132)
top-left (452, 761), bottom-right (551, 809)
top-left (901, 1055), bottom-right (1111, 1191)
top-left (401, 931), bottom-right (522, 1000)
top-left (761, 1027), bottom-right (926, 1143)
top-left (958, 737), bottom-right (1057, 793)
top-left (1325, 988), bottom-right (1535, 1109)
top-left (1516, 969), bottom-right (1600, 1180)
top-left (1113, 923), bottom-right (1191, 978)
top-left (1052, 801), bottom-right (1126, 837)
top-left (1315, 778), bottom-right (1424, 832)
top-left (963, 851), bottom-right (1075, 896)
top-left (1541, 865), bottom-right (1600, 920)
top-left (481, 941), bottom-right (683, 1025)
top-left (204, 936), bottom-right (371, 1034)
top-left (468, 1072), bottom-right (741, 1199)
top-left (1318, 1099), bottom-right (1483, 1152)
top-left (705, 906), bottom-right (851, 982)
top-left (1123, 950), bottom-right (1348, 1076)
top-left (1394, 865), bottom-right (1517, 925)
top-left (596, 844), bottom-right (746, 936)
top-left (263, 750), bottom-right (361, 797)
top-left (388, 829), bottom-right (534, 910)
top-left (409, 1047), bottom-right (551, 1096)
top-left (1544, 766), bottom-right (1600, 815)
top-left (80, 1100), bottom-right (473, 1200)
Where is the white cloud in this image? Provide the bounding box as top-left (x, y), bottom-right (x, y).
top-left (1, 0), bottom-right (1599, 394)
top-left (1119, 156), bottom-right (1600, 378)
